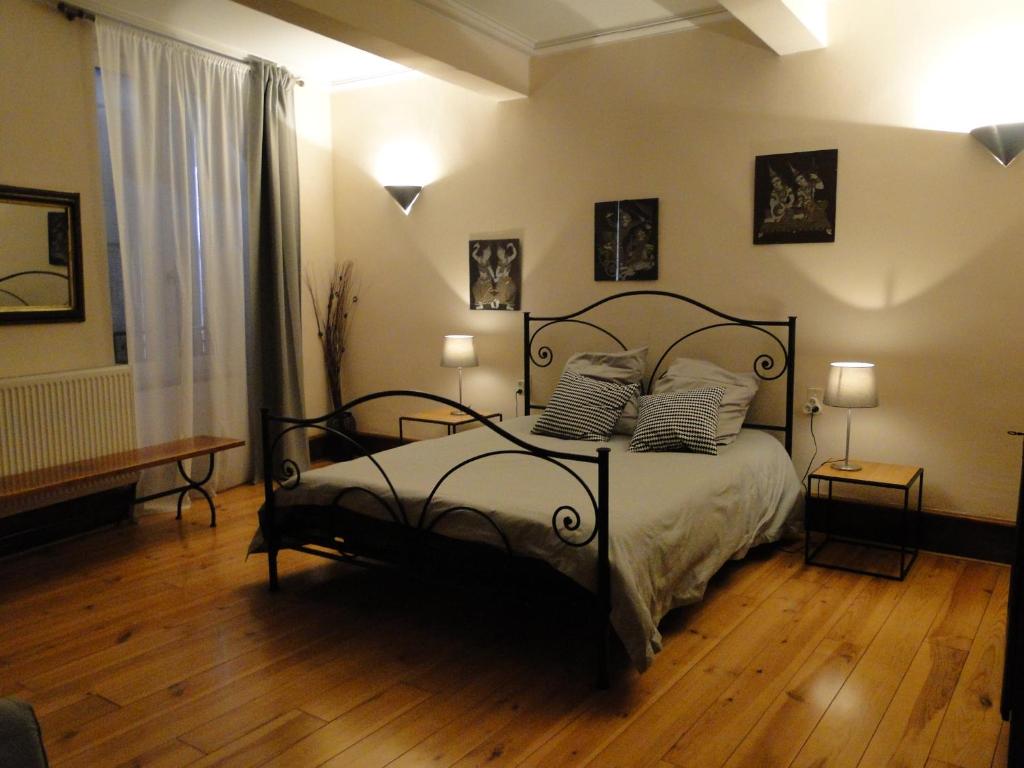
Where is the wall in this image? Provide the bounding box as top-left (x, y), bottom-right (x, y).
top-left (0, 0), bottom-right (113, 375)
top-left (295, 83), bottom-right (337, 419)
top-left (328, 0), bottom-right (1024, 522)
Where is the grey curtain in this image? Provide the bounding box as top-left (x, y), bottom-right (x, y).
top-left (246, 61), bottom-right (309, 478)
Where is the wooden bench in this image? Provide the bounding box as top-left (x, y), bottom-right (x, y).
top-left (0, 436), bottom-right (245, 528)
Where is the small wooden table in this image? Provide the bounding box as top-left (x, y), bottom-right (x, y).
top-left (398, 408), bottom-right (502, 442)
top-left (805, 460), bottom-right (924, 580)
top-left (0, 436), bottom-right (245, 528)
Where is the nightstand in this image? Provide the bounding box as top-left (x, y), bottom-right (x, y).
top-left (398, 408), bottom-right (502, 442)
top-left (805, 460), bottom-right (923, 580)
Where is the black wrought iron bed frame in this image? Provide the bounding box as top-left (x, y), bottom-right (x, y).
top-left (259, 290), bottom-right (796, 687)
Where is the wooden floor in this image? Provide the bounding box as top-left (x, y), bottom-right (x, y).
top-left (0, 482), bottom-right (1011, 768)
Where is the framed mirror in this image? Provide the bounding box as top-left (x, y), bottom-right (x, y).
top-left (0, 184), bottom-right (84, 324)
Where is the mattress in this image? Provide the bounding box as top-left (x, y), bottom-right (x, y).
top-left (261, 415), bottom-right (802, 670)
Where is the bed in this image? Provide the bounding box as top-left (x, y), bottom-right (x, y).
top-left (255, 290), bottom-right (802, 686)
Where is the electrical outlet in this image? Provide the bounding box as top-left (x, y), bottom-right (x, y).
top-left (803, 386), bottom-right (823, 415)
top-left (515, 379), bottom-right (524, 396)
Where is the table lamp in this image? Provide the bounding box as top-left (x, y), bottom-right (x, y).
top-left (824, 361), bottom-right (878, 472)
top-left (441, 334), bottom-right (478, 414)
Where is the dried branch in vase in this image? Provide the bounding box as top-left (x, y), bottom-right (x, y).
top-left (306, 260), bottom-right (356, 412)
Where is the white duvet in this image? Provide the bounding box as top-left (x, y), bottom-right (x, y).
top-left (270, 415), bottom-right (802, 670)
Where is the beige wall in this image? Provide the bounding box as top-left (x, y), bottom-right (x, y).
top-left (295, 83), bottom-right (337, 419)
top-left (0, 0), bottom-right (113, 375)
top-left (328, 0), bottom-right (1024, 521)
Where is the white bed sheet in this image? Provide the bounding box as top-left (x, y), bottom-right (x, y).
top-left (271, 415), bottom-right (802, 670)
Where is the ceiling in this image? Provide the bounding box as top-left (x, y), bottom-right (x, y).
top-left (418, 0), bottom-right (726, 51)
top-left (70, 0), bottom-right (821, 95)
top-left (73, 0), bottom-right (412, 89)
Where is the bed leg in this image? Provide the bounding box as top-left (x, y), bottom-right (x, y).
top-left (596, 612), bottom-right (610, 689)
top-left (268, 547), bottom-right (279, 592)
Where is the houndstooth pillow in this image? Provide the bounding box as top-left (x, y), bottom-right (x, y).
top-left (627, 386), bottom-right (726, 455)
top-left (532, 370), bottom-right (640, 441)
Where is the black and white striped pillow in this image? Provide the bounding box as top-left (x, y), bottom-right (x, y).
top-left (627, 386), bottom-right (725, 455)
top-left (532, 370), bottom-right (639, 441)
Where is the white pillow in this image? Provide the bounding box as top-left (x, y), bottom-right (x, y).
top-left (563, 347), bottom-right (647, 435)
top-left (653, 357), bottom-right (758, 445)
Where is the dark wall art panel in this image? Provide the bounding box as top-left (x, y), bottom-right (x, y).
top-left (754, 149), bottom-right (837, 244)
top-left (594, 198), bottom-right (658, 281)
top-left (469, 238), bottom-right (520, 310)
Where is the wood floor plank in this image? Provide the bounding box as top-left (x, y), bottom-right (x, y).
top-left (929, 568), bottom-right (1010, 768)
top-left (186, 709), bottom-right (326, 768)
top-left (722, 571), bottom-right (906, 768)
top-left (789, 554), bottom-right (963, 768)
top-left (111, 737), bottom-right (205, 768)
top-left (261, 683), bottom-right (432, 768)
top-left (661, 572), bottom-right (864, 768)
top-left (991, 720), bottom-right (1010, 768)
top-left (577, 577), bottom-right (828, 768)
top-left (857, 561), bottom-right (1000, 768)
top-left (515, 552), bottom-right (804, 768)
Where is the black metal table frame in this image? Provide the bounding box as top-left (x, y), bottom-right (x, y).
top-left (132, 453), bottom-right (218, 527)
top-left (804, 467), bottom-right (924, 581)
top-left (399, 411), bottom-right (502, 442)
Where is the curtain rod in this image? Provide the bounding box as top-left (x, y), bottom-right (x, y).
top-left (54, 1), bottom-right (305, 86)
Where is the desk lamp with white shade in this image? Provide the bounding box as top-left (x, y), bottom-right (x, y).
top-left (824, 361), bottom-right (878, 472)
top-left (441, 334), bottom-right (478, 414)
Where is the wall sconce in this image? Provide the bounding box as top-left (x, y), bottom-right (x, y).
top-left (384, 185), bottom-right (423, 214)
top-left (970, 122), bottom-right (1024, 166)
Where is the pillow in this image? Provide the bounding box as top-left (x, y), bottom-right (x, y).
top-left (653, 358), bottom-right (759, 445)
top-left (532, 370), bottom-right (639, 441)
top-left (563, 347), bottom-right (647, 435)
top-left (628, 386), bottom-right (725, 455)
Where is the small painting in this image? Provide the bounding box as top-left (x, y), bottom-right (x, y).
top-left (469, 238), bottom-right (521, 310)
top-left (594, 198), bottom-right (658, 281)
top-left (753, 149), bottom-right (837, 244)
top-left (48, 211), bottom-right (69, 267)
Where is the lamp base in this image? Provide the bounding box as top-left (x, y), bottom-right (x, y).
top-left (830, 460), bottom-right (862, 472)
top-left (451, 405), bottom-right (470, 416)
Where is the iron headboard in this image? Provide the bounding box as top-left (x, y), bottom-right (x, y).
top-left (522, 290), bottom-right (797, 455)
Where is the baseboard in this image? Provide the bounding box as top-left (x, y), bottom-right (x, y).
top-left (808, 498), bottom-right (1014, 564)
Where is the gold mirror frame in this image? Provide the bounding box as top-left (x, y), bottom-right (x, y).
top-left (0, 184), bottom-right (85, 324)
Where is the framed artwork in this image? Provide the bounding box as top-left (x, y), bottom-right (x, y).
top-left (594, 198), bottom-right (658, 281)
top-left (753, 149), bottom-right (837, 244)
top-left (469, 238), bottom-right (520, 310)
top-left (48, 211), bottom-right (69, 267)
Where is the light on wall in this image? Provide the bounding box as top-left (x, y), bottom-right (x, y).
top-left (384, 185), bottom-right (422, 213)
top-left (970, 123), bottom-right (1024, 166)
top-left (374, 140), bottom-right (437, 215)
top-left (824, 361), bottom-right (878, 472)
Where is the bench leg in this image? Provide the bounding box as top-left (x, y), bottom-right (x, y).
top-left (174, 455), bottom-right (217, 527)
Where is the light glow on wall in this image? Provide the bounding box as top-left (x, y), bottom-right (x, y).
top-left (914, 24), bottom-right (1024, 133)
top-left (373, 139), bottom-right (440, 187)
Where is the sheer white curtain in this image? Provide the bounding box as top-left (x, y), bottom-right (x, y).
top-left (97, 20), bottom-right (251, 498)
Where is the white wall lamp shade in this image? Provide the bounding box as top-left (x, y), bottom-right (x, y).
top-left (441, 334), bottom-right (477, 413)
top-left (384, 185), bottom-right (422, 214)
top-left (970, 123), bottom-right (1024, 167)
top-left (824, 361), bottom-right (877, 472)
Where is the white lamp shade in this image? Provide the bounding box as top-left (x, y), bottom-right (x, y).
top-left (441, 335), bottom-right (478, 368)
top-left (824, 362), bottom-right (878, 408)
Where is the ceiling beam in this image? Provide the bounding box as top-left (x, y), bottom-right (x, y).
top-left (718, 0), bottom-right (827, 55)
top-left (230, 0), bottom-right (530, 99)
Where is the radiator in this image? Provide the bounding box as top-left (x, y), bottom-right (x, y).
top-left (0, 365), bottom-right (136, 476)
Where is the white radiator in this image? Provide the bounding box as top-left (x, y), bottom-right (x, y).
top-left (0, 366), bottom-right (137, 515)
